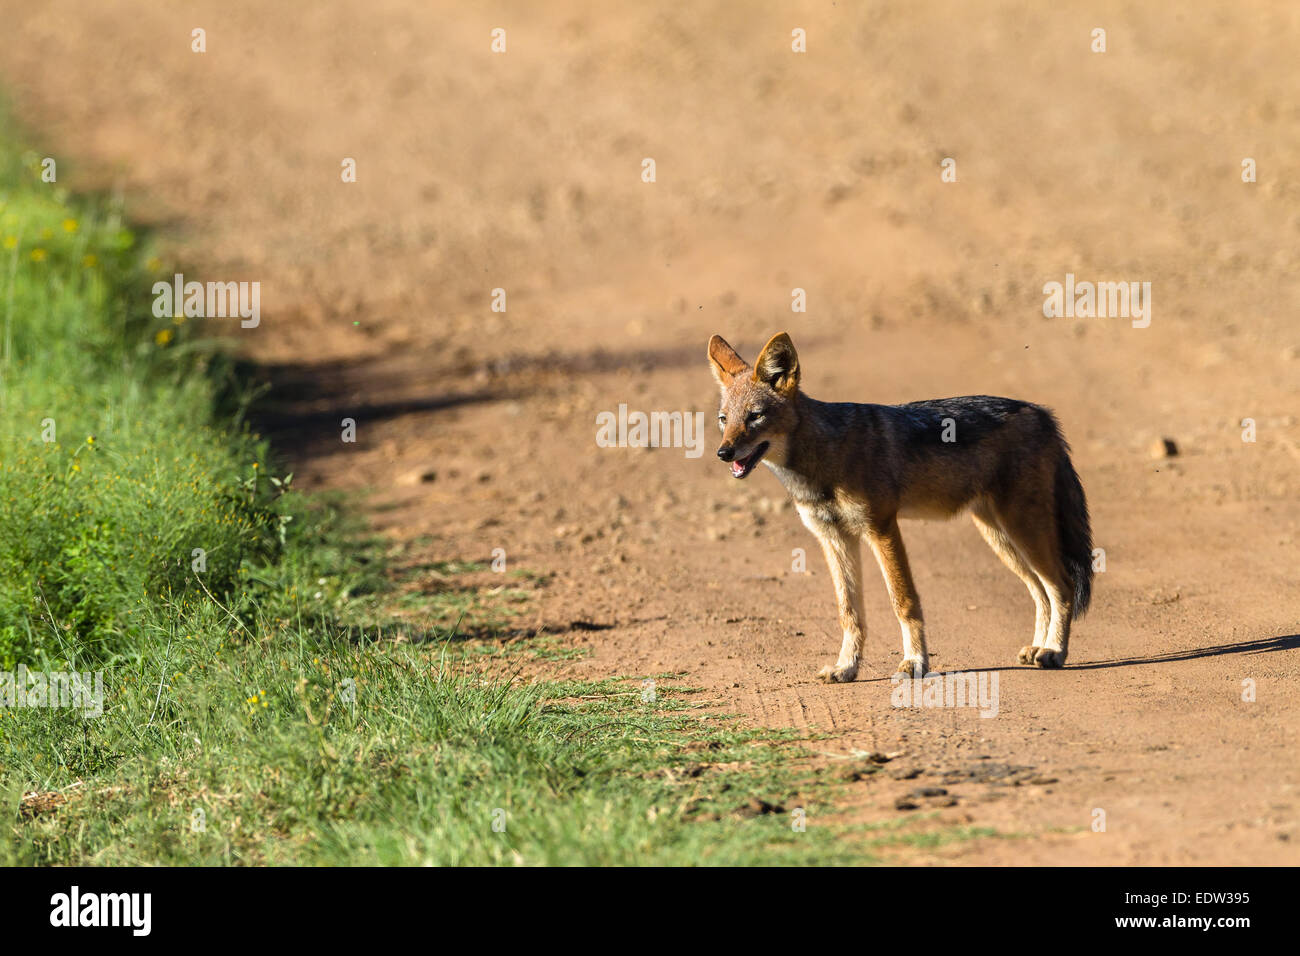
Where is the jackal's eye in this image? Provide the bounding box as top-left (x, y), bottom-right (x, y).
top-left (717, 414), bottom-right (726, 426)
top-left (745, 410), bottom-right (763, 426)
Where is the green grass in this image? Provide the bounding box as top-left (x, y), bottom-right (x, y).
top-left (0, 119), bottom-right (1002, 865)
top-left (4, 610), bottom-right (857, 865)
top-left (0, 145), bottom-right (288, 668)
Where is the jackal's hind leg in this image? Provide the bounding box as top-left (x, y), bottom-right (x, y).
top-left (991, 502), bottom-right (1073, 668)
top-left (971, 508), bottom-right (1051, 665)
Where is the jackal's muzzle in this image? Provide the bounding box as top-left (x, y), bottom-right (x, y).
top-left (718, 440), bottom-right (769, 479)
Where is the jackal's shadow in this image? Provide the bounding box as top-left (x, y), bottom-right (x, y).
top-left (1055, 633), bottom-right (1300, 670)
top-left (894, 633), bottom-right (1300, 678)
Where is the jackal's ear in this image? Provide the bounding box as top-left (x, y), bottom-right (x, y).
top-left (753, 332), bottom-right (799, 395)
top-left (708, 334), bottom-right (748, 387)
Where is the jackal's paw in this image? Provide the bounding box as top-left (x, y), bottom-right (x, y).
top-left (1017, 645), bottom-right (1038, 665)
top-left (894, 657), bottom-right (928, 679)
top-left (1031, 647), bottom-right (1066, 668)
top-left (816, 663), bottom-right (858, 683)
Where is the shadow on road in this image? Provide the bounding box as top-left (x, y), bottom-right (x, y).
top-left (860, 634), bottom-right (1300, 681)
top-left (229, 340), bottom-right (716, 464)
top-left (1065, 633), bottom-right (1300, 670)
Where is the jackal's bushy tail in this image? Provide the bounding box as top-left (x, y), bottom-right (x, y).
top-left (1055, 449), bottom-right (1093, 617)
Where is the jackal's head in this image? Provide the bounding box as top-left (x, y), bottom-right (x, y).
top-left (707, 332), bottom-right (800, 479)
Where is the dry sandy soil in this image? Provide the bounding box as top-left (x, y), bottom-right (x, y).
top-left (3, 0), bottom-right (1298, 863)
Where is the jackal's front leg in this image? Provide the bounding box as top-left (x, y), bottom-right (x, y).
top-left (866, 517), bottom-right (929, 678)
top-left (803, 519), bottom-right (866, 683)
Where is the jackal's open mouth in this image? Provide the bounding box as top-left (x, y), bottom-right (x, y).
top-left (730, 441), bottom-right (769, 479)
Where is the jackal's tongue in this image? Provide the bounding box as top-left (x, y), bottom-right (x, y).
top-left (731, 457), bottom-right (746, 477)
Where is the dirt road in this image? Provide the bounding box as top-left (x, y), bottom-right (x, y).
top-left (4, 0), bottom-right (1297, 863)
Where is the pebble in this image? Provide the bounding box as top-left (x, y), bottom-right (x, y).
top-left (1150, 437), bottom-right (1179, 458)
top-left (910, 786), bottom-right (949, 797)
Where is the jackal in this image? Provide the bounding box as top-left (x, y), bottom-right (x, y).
top-left (707, 332), bottom-right (1092, 681)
